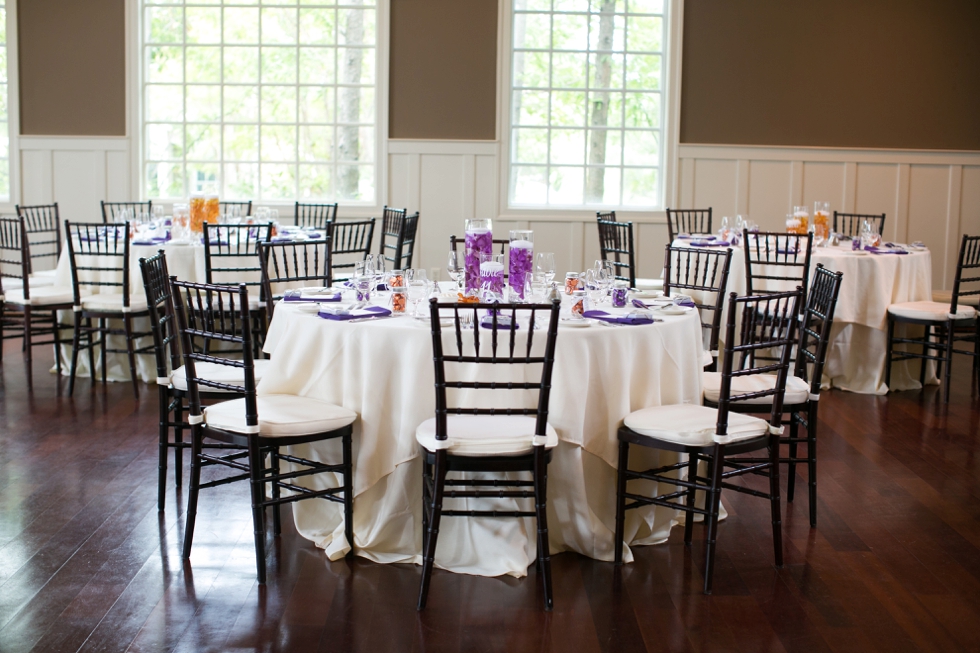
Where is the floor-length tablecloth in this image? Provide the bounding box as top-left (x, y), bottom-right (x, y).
top-left (671, 240), bottom-right (934, 394)
top-left (260, 302), bottom-right (705, 577)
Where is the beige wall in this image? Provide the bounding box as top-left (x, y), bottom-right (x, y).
top-left (15, 0), bottom-right (980, 149)
top-left (680, 0), bottom-right (980, 150)
top-left (18, 0), bottom-right (126, 136)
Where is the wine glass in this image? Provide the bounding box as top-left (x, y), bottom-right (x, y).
top-left (584, 269), bottom-right (604, 308)
top-left (535, 252), bottom-right (556, 287)
top-left (719, 215), bottom-right (731, 241)
top-left (447, 250), bottom-right (464, 292)
top-left (408, 269), bottom-right (429, 317)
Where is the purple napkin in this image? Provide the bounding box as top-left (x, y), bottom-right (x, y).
top-left (133, 236), bottom-right (170, 246)
top-left (317, 305), bottom-right (392, 321)
top-left (479, 315), bottom-right (519, 330)
top-left (776, 247), bottom-right (799, 255)
top-left (341, 280), bottom-right (388, 291)
top-left (283, 290), bottom-right (341, 302)
top-left (690, 240), bottom-right (730, 248)
top-left (583, 310), bottom-right (656, 325)
top-left (865, 246), bottom-right (908, 255)
top-left (676, 234), bottom-right (715, 240)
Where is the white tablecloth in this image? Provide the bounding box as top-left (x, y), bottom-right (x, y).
top-left (260, 299), bottom-right (705, 577)
top-left (670, 240), bottom-right (934, 394)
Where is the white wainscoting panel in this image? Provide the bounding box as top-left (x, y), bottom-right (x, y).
top-left (18, 137), bottom-right (132, 222)
top-left (677, 145), bottom-right (980, 290)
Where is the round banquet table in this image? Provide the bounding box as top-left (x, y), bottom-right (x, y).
top-left (670, 239), bottom-right (934, 394)
top-left (259, 297), bottom-right (706, 577)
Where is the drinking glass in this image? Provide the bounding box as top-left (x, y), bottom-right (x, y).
top-left (535, 252), bottom-right (556, 286)
top-left (447, 250), bottom-right (464, 292)
top-left (719, 215), bottom-right (731, 241)
top-left (808, 221), bottom-right (824, 248)
top-left (584, 269), bottom-right (604, 308)
top-left (408, 270), bottom-right (430, 317)
top-left (525, 272), bottom-right (549, 303)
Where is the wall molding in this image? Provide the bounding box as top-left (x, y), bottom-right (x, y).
top-left (678, 143), bottom-right (980, 166)
top-left (19, 136), bottom-right (131, 151)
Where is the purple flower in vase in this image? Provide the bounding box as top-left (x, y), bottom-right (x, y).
top-left (508, 241), bottom-right (533, 299)
top-left (465, 229), bottom-right (493, 293)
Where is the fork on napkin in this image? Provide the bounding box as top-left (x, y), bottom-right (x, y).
top-left (318, 305), bottom-right (392, 321)
top-left (583, 310), bottom-right (658, 325)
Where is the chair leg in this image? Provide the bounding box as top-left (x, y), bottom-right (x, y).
top-left (174, 399), bottom-right (184, 488)
top-left (182, 427), bottom-right (203, 560)
top-left (158, 386), bottom-right (169, 512)
top-left (421, 457), bottom-right (430, 534)
top-left (342, 431), bottom-right (354, 557)
top-left (919, 325), bottom-right (930, 387)
top-left (769, 434), bottom-right (784, 568)
top-left (100, 318), bottom-right (108, 386)
top-left (23, 306), bottom-right (32, 363)
top-left (86, 318), bottom-right (96, 385)
top-left (614, 441), bottom-right (629, 564)
top-left (787, 417), bottom-right (798, 503)
top-left (533, 446), bottom-right (553, 611)
top-left (124, 315), bottom-right (139, 399)
top-left (52, 309), bottom-right (62, 375)
top-left (943, 321), bottom-right (955, 404)
top-left (68, 316), bottom-right (82, 396)
top-left (247, 437), bottom-right (268, 584)
top-left (703, 444), bottom-right (726, 595)
top-left (884, 316), bottom-right (895, 389)
top-left (683, 451), bottom-right (698, 545)
top-left (271, 448), bottom-right (282, 537)
top-left (417, 449), bottom-right (447, 611)
top-left (807, 403), bottom-right (818, 528)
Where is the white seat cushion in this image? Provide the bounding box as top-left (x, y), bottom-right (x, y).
top-left (416, 415), bottom-right (558, 456)
top-left (2, 286), bottom-right (74, 306)
top-left (170, 359), bottom-right (271, 392)
top-left (624, 403), bottom-right (770, 446)
top-left (702, 372), bottom-right (811, 405)
top-left (887, 301), bottom-right (975, 321)
top-left (635, 277), bottom-right (664, 290)
top-left (930, 290), bottom-right (980, 307)
top-left (80, 292), bottom-right (148, 313)
top-left (2, 273), bottom-right (56, 290)
top-left (701, 350), bottom-right (714, 368)
top-left (204, 394), bottom-right (357, 437)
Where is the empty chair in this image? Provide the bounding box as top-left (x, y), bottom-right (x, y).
top-left (102, 200), bottom-right (153, 224)
top-left (327, 218), bottom-right (375, 282)
top-left (64, 221), bottom-right (152, 397)
top-left (140, 251), bottom-right (271, 511)
top-left (377, 207), bottom-right (420, 269)
top-left (0, 216), bottom-right (72, 370)
top-left (219, 200), bottom-right (253, 217)
top-left (295, 202), bottom-right (338, 230)
top-left (203, 222), bottom-right (272, 353)
top-left (743, 230), bottom-right (814, 308)
top-left (702, 264), bottom-right (844, 526)
top-left (15, 203), bottom-right (62, 285)
top-left (886, 234), bottom-right (980, 402)
top-left (597, 217), bottom-right (662, 290)
top-left (615, 288), bottom-right (803, 594)
top-left (662, 244), bottom-right (733, 371)
top-left (416, 297), bottom-right (562, 610)
top-left (596, 210), bottom-right (616, 221)
top-left (258, 239), bottom-right (333, 321)
top-left (173, 280), bottom-right (357, 583)
top-left (666, 208), bottom-right (712, 241)
top-left (833, 211), bottom-right (885, 239)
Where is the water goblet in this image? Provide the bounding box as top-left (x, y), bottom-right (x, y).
top-left (447, 250), bottom-right (464, 292)
top-left (535, 252), bottom-right (556, 286)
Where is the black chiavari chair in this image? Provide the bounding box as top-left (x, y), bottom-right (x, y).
top-left (596, 210), bottom-right (616, 222)
top-left (377, 207), bottom-right (420, 270)
top-left (703, 264), bottom-right (843, 527)
top-left (295, 202), bottom-right (338, 230)
top-left (833, 211), bottom-right (885, 239)
top-left (16, 203), bottom-right (62, 283)
top-left (65, 220), bottom-right (152, 397)
top-left (172, 280), bottom-right (357, 583)
top-left (417, 297), bottom-right (562, 611)
top-left (140, 251), bottom-right (270, 511)
top-left (257, 239), bottom-right (333, 321)
top-left (743, 230), bottom-right (814, 309)
top-left (663, 244), bottom-right (733, 371)
top-left (886, 234), bottom-right (980, 403)
top-left (203, 222), bottom-right (272, 355)
top-left (102, 200), bottom-right (152, 224)
top-left (666, 208), bottom-right (712, 242)
top-left (219, 200), bottom-right (253, 217)
top-left (615, 287), bottom-right (803, 594)
top-left (327, 218), bottom-right (375, 281)
top-left (597, 218), bottom-right (636, 287)
top-left (0, 217), bottom-right (72, 370)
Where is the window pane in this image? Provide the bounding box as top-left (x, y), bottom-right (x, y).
top-left (299, 47), bottom-right (335, 84)
top-left (336, 165), bottom-right (373, 201)
top-left (585, 166), bottom-right (621, 205)
top-left (623, 92), bottom-right (660, 128)
top-left (224, 7), bottom-right (259, 43)
top-left (549, 167), bottom-right (583, 205)
top-left (186, 85), bottom-right (221, 122)
top-left (146, 6), bottom-right (183, 43)
top-left (552, 14), bottom-right (587, 50)
top-left (261, 46), bottom-right (297, 83)
top-left (338, 9), bottom-right (375, 45)
top-left (186, 8), bottom-right (221, 44)
top-left (186, 124), bottom-right (220, 160)
top-left (187, 162), bottom-right (219, 194)
top-left (513, 166), bottom-right (548, 204)
top-left (224, 163), bottom-right (258, 198)
top-left (146, 47), bottom-right (183, 83)
top-left (147, 162), bottom-right (184, 198)
top-left (224, 86), bottom-right (258, 122)
top-left (299, 125), bottom-right (333, 161)
top-left (186, 46), bottom-right (221, 83)
top-left (513, 128), bottom-right (548, 164)
top-left (551, 91), bottom-right (585, 126)
top-left (337, 47), bottom-right (375, 85)
top-left (587, 90), bottom-right (623, 127)
top-left (623, 129), bottom-right (659, 165)
top-left (300, 9), bottom-right (335, 45)
top-left (147, 124), bottom-right (184, 160)
top-left (513, 13), bottom-right (550, 50)
top-left (628, 0), bottom-right (664, 14)
top-left (299, 164), bottom-right (333, 198)
top-left (224, 125), bottom-right (258, 161)
top-left (224, 46), bottom-right (259, 83)
top-left (550, 129), bottom-right (585, 165)
top-left (261, 8), bottom-right (297, 45)
top-left (261, 86), bottom-right (297, 123)
top-left (551, 52), bottom-right (587, 88)
top-left (589, 52), bottom-right (623, 89)
top-left (589, 14), bottom-right (625, 52)
top-left (513, 51), bottom-right (549, 88)
top-left (626, 16), bottom-right (662, 51)
top-left (261, 163), bottom-right (297, 199)
top-left (299, 86), bottom-right (334, 123)
top-left (587, 128), bottom-right (622, 166)
top-left (625, 54), bottom-right (660, 90)
top-left (146, 85), bottom-right (184, 122)
top-left (622, 168), bottom-right (658, 206)
top-left (261, 125), bottom-right (297, 161)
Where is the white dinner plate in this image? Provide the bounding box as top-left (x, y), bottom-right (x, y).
top-left (294, 303), bottom-right (321, 314)
top-left (560, 318), bottom-right (591, 328)
top-left (630, 290), bottom-right (662, 299)
top-left (655, 305), bottom-right (692, 315)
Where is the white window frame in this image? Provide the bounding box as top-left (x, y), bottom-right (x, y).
top-left (128, 0), bottom-right (389, 216)
top-left (496, 0), bottom-right (682, 219)
top-left (0, 0), bottom-right (20, 209)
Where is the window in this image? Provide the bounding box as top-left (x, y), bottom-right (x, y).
top-left (508, 0), bottom-right (668, 208)
top-left (140, 0), bottom-right (380, 203)
top-left (0, 0), bottom-right (9, 202)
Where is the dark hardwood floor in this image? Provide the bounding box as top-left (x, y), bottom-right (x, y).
top-left (1, 341), bottom-right (979, 653)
